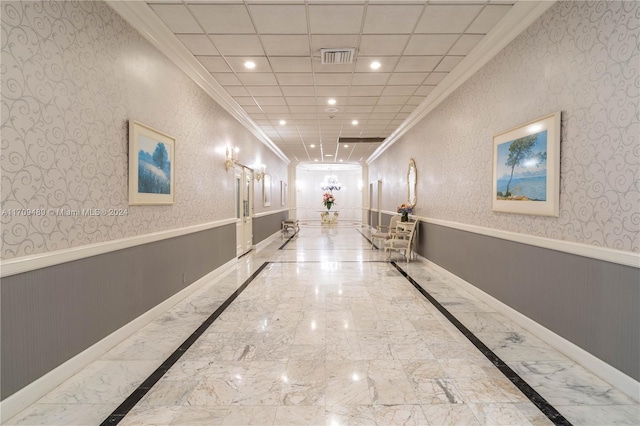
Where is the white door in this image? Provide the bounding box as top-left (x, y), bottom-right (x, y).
top-left (235, 167), bottom-right (253, 256)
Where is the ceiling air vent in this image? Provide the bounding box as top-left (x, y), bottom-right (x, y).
top-left (321, 48), bottom-right (355, 64)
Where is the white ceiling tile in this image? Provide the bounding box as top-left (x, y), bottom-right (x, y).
top-left (234, 96), bottom-right (257, 106)
top-left (378, 96), bottom-right (410, 105)
top-left (414, 5), bottom-right (482, 34)
top-left (346, 105), bottom-right (375, 113)
top-left (308, 4), bottom-right (365, 34)
top-left (347, 97), bottom-right (378, 105)
top-left (315, 86), bottom-right (350, 96)
top-left (276, 73), bottom-right (314, 86)
top-left (315, 73), bottom-right (352, 86)
top-left (188, 4), bottom-right (255, 33)
top-left (404, 34), bottom-right (458, 55)
top-left (424, 72), bottom-right (448, 85)
top-left (395, 56), bottom-right (441, 72)
top-left (373, 105), bottom-right (402, 113)
top-left (349, 86), bottom-right (384, 96)
top-left (237, 73), bottom-right (278, 86)
top-left (292, 113), bottom-right (319, 120)
top-left (415, 85), bottom-right (435, 96)
top-left (359, 35), bottom-right (410, 56)
top-left (262, 35), bottom-right (310, 56)
top-left (435, 56), bottom-right (463, 72)
top-left (209, 35), bottom-right (264, 55)
top-left (225, 86), bottom-right (250, 96)
top-left (387, 72), bottom-right (427, 85)
top-left (176, 35), bottom-right (218, 55)
top-left (281, 86), bottom-right (316, 96)
top-left (351, 73), bottom-right (390, 86)
top-left (363, 5), bottom-right (423, 34)
top-left (400, 105), bottom-right (415, 113)
top-left (288, 105), bottom-right (317, 113)
top-left (213, 73), bottom-right (242, 85)
top-left (150, 4), bottom-right (202, 33)
top-left (395, 113), bottom-right (411, 120)
top-left (225, 56), bottom-right (272, 73)
top-left (381, 86), bottom-right (418, 96)
top-left (197, 56), bottom-right (232, 73)
top-left (254, 96), bottom-right (287, 106)
top-left (244, 105), bottom-right (264, 114)
top-left (449, 34), bottom-right (483, 55)
top-left (466, 5), bottom-right (511, 34)
top-left (407, 96), bottom-right (426, 105)
top-left (249, 5), bottom-right (308, 34)
top-left (246, 86), bottom-right (282, 96)
top-left (270, 57), bottom-right (313, 73)
top-left (354, 56), bottom-right (399, 73)
top-left (286, 97), bottom-right (316, 105)
top-left (261, 105), bottom-right (290, 113)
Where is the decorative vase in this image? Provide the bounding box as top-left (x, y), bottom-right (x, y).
top-left (326, 202), bottom-right (332, 210)
top-left (401, 212), bottom-right (408, 222)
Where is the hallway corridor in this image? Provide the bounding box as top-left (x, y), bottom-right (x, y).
top-left (5, 224), bottom-right (639, 425)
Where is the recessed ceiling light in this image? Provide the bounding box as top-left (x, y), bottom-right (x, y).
top-left (351, 120), bottom-right (358, 125)
top-left (344, 144), bottom-right (349, 148)
top-left (339, 159), bottom-right (343, 162)
top-left (314, 159), bottom-right (318, 162)
top-left (370, 61), bottom-right (381, 70)
top-left (325, 154), bottom-right (333, 157)
top-left (310, 144), bottom-right (316, 148)
top-left (279, 120), bottom-right (286, 125)
top-left (244, 61), bottom-right (256, 69)
top-left (327, 99), bottom-right (336, 105)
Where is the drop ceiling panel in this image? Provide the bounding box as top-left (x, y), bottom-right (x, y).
top-left (144, 0), bottom-right (516, 164)
top-left (248, 5), bottom-right (308, 34)
top-left (188, 4), bottom-right (254, 33)
top-left (307, 5), bottom-right (365, 34)
top-left (176, 35), bottom-right (219, 55)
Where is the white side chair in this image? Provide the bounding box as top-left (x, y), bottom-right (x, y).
top-left (384, 221), bottom-right (417, 262)
top-left (371, 215), bottom-right (400, 249)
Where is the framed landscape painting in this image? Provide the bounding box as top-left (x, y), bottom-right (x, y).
top-left (492, 112), bottom-right (560, 216)
top-left (129, 121), bottom-right (175, 205)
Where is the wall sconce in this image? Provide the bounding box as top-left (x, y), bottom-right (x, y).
top-left (255, 164), bottom-right (266, 181)
top-left (225, 146), bottom-right (239, 170)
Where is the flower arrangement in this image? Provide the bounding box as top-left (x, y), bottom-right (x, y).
top-left (322, 192), bottom-right (336, 210)
top-left (397, 203), bottom-right (413, 221)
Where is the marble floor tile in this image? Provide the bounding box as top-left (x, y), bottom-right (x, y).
top-left (5, 224), bottom-right (638, 426)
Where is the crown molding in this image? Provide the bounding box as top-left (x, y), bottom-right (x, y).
top-left (367, 1), bottom-right (557, 163)
top-left (106, 1), bottom-right (289, 165)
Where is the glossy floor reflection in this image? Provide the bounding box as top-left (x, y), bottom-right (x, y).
top-left (5, 224), bottom-right (639, 425)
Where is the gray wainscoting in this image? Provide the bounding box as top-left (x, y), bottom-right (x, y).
top-left (1, 224), bottom-right (236, 400)
top-left (253, 211), bottom-right (289, 244)
top-left (412, 218), bottom-right (639, 381)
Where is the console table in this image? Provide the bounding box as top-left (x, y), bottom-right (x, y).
top-left (320, 211), bottom-right (339, 224)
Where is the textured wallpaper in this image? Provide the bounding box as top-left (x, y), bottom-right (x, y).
top-left (1, 0), bottom-right (286, 260)
top-left (370, 1), bottom-right (639, 252)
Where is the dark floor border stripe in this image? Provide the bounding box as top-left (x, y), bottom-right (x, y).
top-left (278, 231), bottom-right (297, 250)
top-left (100, 262), bottom-right (270, 425)
top-left (356, 229), bottom-right (378, 249)
top-left (391, 262), bottom-right (572, 426)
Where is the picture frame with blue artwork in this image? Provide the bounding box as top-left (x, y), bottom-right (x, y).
top-left (492, 112), bottom-right (561, 216)
top-left (128, 120), bottom-right (175, 205)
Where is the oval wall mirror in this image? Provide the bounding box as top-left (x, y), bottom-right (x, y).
top-left (408, 158), bottom-right (417, 207)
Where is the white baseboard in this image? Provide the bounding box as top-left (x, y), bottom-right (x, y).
top-left (0, 258), bottom-right (236, 423)
top-left (420, 256), bottom-right (640, 402)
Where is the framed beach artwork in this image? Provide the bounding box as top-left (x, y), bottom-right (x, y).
top-left (263, 174), bottom-right (271, 207)
top-left (129, 121), bottom-right (175, 205)
top-left (492, 112), bottom-right (561, 216)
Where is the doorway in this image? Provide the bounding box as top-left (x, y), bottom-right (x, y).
top-left (235, 166), bottom-right (253, 256)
